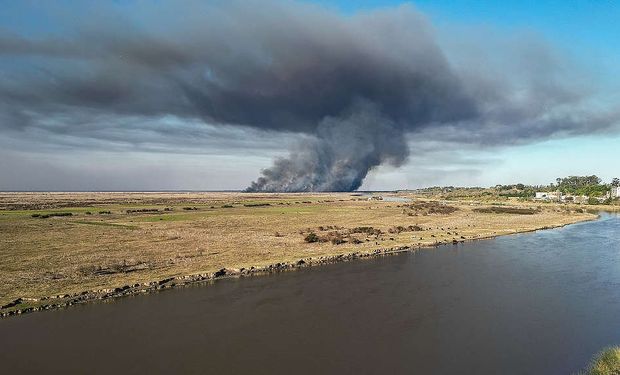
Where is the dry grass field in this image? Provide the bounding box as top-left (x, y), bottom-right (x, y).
top-left (0, 192), bottom-right (596, 312)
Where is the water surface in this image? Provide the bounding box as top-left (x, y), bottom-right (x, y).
top-left (2, 213), bottom-right (619, 374)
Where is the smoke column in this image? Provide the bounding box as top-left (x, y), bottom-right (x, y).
top-left (247, 102), bottom-right (408, 191)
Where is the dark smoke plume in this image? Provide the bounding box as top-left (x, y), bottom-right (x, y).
top-left (0, 1), bottom-right (618, 191)
top-left (247, 102), bottom-right (408, 192)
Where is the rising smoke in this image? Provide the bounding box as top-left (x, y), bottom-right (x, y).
top-left (0, 1), bottom-right (617, 191)
top-left (247, 101), bottom-right (409, 192)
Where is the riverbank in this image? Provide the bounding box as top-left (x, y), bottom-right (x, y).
top-left (582, 347), bottom-right (620, 375)
top-left (0, 192), bottom-right (597, 317)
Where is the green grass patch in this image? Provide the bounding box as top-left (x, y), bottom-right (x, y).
top-left (580, 346), bottom-right (620, 375)
top-left (133, 213), bottom-right (202, 222)
top-left (257, 205), bottom-right (325, 214)
top-left (71, 221), bottom-right (138, 230)
top-left (1, 207), bottom-right (99, 218)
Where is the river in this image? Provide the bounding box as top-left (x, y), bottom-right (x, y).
top-left (1, 213), bottom-right (619, 374)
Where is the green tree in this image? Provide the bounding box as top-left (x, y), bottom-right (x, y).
top-left (555, 175), bottom-right (604, 195)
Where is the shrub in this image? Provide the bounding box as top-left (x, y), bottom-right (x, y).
top-left (318, 225), bottom-right (339, 231)
top-left (350, 226), bottom-right (382, 236)
top-left (243, 203), bottom-right (271, 207)
top-left (473, 207), bottom-right (537, 215)
top-left (402, 202), bottom-right (459, 215)
top-left (304, 232), bottom-right (320, 243)
top-left (33, 212), bottom-right (73, 219)
top-left (126, 208), bottom-right (160, 214)
top-left (388, 225), bottom-right (424, 234)
top-left (388, 226), bottom-right (406, 234)
top-left (324, 231), bottom-right (346, 245)
top-left (99, 211), bottom-right (112, 214)
top-left (221, 205), bottom-right (234, 208)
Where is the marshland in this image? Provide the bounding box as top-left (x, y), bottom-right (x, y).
top-left (0, 191), bottom-right (599, 315)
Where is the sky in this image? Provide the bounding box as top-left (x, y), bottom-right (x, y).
top-left (1, 0), bottom-right (619, 191)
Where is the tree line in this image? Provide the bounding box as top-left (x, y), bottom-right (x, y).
top-left (496, 175), bottom-right (619, 199)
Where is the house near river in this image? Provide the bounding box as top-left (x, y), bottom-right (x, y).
top-left (534, 191), bottom-right (605, 204)
top-left (535, 191), bottom-right (561, 201)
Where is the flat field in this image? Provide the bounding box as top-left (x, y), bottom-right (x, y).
top-left (0, 192), bottom-right (595, 311)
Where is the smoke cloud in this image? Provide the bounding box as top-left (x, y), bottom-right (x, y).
top-left (247, 101), bottom-right (409, 192)
top-left (0, 0), bottom-right (618, 191)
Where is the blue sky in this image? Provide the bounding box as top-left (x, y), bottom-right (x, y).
top-left (0, 0), bottom-right (618, 191)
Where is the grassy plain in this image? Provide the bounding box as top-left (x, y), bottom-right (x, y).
top-left (0, 192), bottom-right (597, 310)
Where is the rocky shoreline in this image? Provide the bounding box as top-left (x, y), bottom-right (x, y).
top-left (0, 217), bottom-right (596, 318)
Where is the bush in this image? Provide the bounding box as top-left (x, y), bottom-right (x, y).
top-left (318, 225), bottom-right (341, 231)
top-left (32, 212), bottom-right (73, 219)
top-left (126, 208), bottom-right (160, 213)
top-left (473, 207), bottom-right (537, 215)
top-left (388, 226), bottom-right (406, 234)
top-left (350, 226), bottom-right (382, 236)
top-left (388, 225), bottom-right (424, 234)
top-left (324, 231), bottom-right (345, 245)
top-left (304, 232), bottom-right (320, 243)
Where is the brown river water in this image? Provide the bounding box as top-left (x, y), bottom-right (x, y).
top-left (1, 213), bottom-right (620, 374)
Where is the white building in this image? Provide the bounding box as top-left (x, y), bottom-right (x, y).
top-left (612, 186), bottom-right (620, 198)
top-left (535, 192), bottom-right (560, 201)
